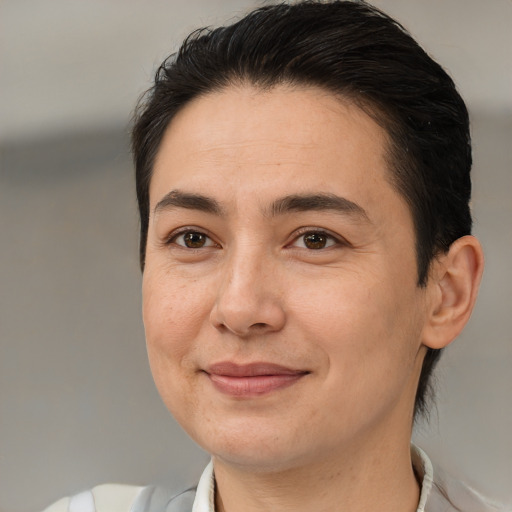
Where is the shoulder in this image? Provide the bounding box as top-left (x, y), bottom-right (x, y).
top-left (42, 463), bottom-right (209, 512)
top-left (412, 445), bottom-right (509, 512)
top-left (42, 484), bottom-right (198, 512)
top-left (429, 468), bottom-right (509, 512)
top-left (42, 484), bottom-right (146, 512)
top-left (411, 445), bottom-right (512, 512)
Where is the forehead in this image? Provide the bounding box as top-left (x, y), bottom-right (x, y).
top-left (150, 84), bottom-right (407, 227)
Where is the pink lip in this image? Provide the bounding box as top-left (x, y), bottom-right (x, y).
top-left (204, 362), bottom-right (309, 397)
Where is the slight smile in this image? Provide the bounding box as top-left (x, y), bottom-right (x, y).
top-left (204, 362), bottom-right (310, 397)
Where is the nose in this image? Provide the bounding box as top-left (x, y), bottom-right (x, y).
top-left (209, 245), bottom-right (286, 337)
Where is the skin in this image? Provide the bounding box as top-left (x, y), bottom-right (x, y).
top-left (142, 85), bottom-right (484, 512)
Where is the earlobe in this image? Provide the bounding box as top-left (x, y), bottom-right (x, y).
top-left (422, 235), bottom-right (484, 350)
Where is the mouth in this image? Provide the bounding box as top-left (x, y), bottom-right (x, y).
top-left (204, 362), bottom-right (309, 397)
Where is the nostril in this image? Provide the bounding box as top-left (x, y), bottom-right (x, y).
top-left (251, 322), bottom-right (269, 329)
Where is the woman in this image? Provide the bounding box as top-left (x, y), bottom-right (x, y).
top-left (44, 2), bottom-right (503, 511)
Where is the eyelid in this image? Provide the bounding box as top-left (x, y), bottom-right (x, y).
top-left (288, 227), bottom-right (349, 249)
top-left (161, 226), bottom-right (348, 250)
top-left (164, 226), bottom-right (220, 248)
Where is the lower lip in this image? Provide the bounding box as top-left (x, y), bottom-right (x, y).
top-left (207, 373), bottom-right (306, 397)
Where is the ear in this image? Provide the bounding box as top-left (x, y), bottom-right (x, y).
top-left (422, 235), bottom-right (484, 350)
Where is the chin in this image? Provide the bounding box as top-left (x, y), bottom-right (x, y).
top-left (212, 445), bottom-right (308, 474)
top-left (187, 417), bottom-right (321, 473)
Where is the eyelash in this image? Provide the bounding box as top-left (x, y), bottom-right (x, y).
top-left (165, 227), bottom-right (347, 251)
top-left (165, 227), bottom-right (219, 249)
top-left (289, 228), bottom-right (345, 250)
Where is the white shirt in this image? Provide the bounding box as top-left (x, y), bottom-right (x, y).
top-left (43, 446), bottom-right (507, 512)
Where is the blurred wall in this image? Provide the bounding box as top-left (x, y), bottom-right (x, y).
top-left (1, 1), bottom-right (511, 511)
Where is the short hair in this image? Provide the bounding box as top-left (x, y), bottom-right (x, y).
top-left (131, 0), bottom-right (473, 419)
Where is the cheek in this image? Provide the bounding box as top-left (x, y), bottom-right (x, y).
top-left (142, 273), bottom-right (209, 426)
top-left (289, 265), bottom-right (422, 381)
top-left (142, 270), bottom-right (211, 384)
top-left (292, 277), bottom-right (423, 436)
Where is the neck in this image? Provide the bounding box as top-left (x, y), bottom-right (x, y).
top-left (213, 433), bottom-right (420, 512)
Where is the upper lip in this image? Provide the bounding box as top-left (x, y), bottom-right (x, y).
top-left (205, 361), bottom-right (308, 377)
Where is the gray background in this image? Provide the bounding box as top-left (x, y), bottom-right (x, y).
top-left (1, 1), bottom-right (511, 511)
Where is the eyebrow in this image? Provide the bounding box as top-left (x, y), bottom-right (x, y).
top-left (269, 193), bottom-right (370, 221)
top-left (153, 190), bottom-right (369, 222)
top-left (153, 190), bottom-right (223, 216)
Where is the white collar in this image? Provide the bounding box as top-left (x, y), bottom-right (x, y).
top-left (411, 444), bottom-right (434, 512)
top-left (192, 460), bottom-right (215, 512)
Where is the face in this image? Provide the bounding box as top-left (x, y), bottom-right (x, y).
top-left (143, 85), bottom-right (429, 472)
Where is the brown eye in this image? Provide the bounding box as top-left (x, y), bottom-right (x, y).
top-left (171, 230), bottom-right (215, 249)
top-left (183, 232), bottom-right (207, 248)
top-left (303, 232), bottom-right (328, 249)
top-left (291, 231), bottom-right (339, 250)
